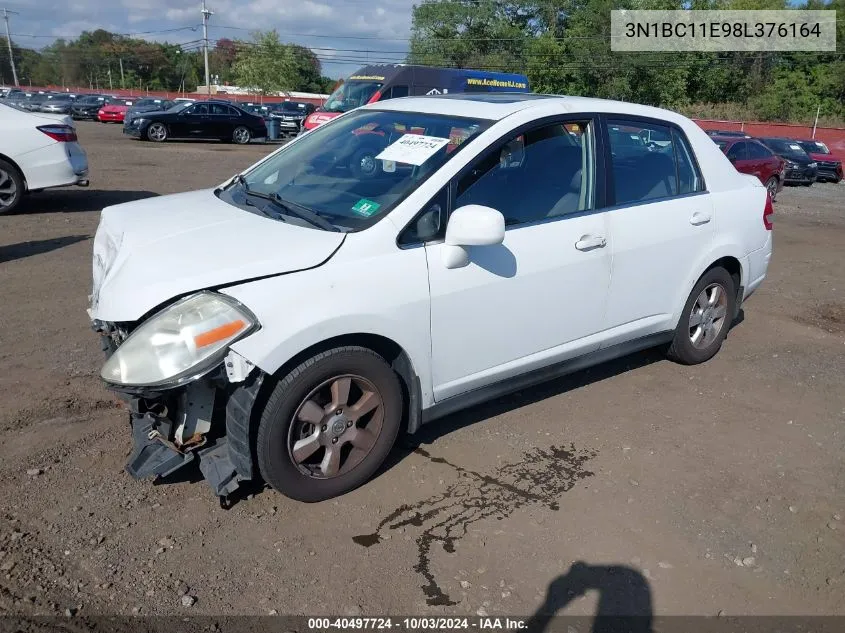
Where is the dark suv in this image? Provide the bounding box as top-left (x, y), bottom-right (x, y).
top-left (267, 101), bottom-right (316, 136)
top-left (71, 94), bottom-right (111, 120)
top-left (758, 137), bottom-right (818, 186)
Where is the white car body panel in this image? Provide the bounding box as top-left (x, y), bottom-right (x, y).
top-left (91, 94), bottom-right (773, 413)
top-left (90, 190), bottom-right (345, 322)
top-left (0, 104), bottom-right (88, 191)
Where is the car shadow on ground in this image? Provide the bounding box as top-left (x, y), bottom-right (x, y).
top-left (0, 235), bottom-right (91, 264)
top-left (525, 561), bottom-right (653, 633)
top-left (18, 189), bottom-right (158, 214)
top-left (392, 345), bottom-right (668, 461)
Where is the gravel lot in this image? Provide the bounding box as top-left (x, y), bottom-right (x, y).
top-left (0, 121), bottom-right (843, 619)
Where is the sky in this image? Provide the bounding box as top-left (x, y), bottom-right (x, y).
top-left (4, 0), bottom-right (419, 79)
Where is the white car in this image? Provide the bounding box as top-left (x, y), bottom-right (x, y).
top-left (89, 94), bottom-right (773, 503)
top-left (0, 102), bottom-right (89, 213)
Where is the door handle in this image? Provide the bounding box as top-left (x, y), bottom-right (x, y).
top-left (575, 235), bottom-right (607, 251)
top-left (690, 212), bottom-right (711, 226)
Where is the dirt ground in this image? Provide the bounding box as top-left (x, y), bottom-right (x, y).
top-left (0, 121), bottom-right (843, 619)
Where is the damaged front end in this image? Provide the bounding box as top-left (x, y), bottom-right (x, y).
top-left (91, 293), bottom-right (265, 505)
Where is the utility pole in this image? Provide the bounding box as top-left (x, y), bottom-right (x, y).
top-left (3, 8), bottom-right (19, 87)
top-left (119, 57), bottom-right (124, 87)
top-left (201, 0), bottom-right (213, 95)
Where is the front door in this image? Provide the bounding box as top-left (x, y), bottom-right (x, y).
top-left (425, 119), bottom-right (613, 401)
top-left (602, 119), bottom-right (715, 344)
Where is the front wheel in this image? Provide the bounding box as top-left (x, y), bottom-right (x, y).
top-left (667, 267), bottom-right (736, 365)
top-left (146, 122), bottom-right (168, 142)
top-left (765, 176), bottom-right (778, 202)
top-left (256, 346), bottom-right (403, 502)
top-left (349, 148), bottom-right (379, 178)
top-left (232, 126), bottom-right (251, 144)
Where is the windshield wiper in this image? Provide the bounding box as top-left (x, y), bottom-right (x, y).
top-left (234, 177), bottom-right (339, 232)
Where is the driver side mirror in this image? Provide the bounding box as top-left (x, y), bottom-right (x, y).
top-left (442, 205), bottom-right (505, 269)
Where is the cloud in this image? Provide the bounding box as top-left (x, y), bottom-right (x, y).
top-left (11, 0), bottom-right (417, 77)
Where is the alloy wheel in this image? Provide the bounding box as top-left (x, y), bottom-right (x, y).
top-left (688, 283), bottom-right (729, 349)
top-left (287, 375), bottom-right (384, 479)
top-left (148, 123), bottom-right (167, 142)
top-left (0, 168), bottom-right (17, 209)
top-left (766, 177), bottom-right (778, 201)
top-left (233, 127), bottom-right (250, 144)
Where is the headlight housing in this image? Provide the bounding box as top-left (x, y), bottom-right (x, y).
top-left (808, 162), bottom-right (817, 168)
top-left (785, 160), bottom-right (797, 169)
top-left (100, 292), bottom-right (258, 388)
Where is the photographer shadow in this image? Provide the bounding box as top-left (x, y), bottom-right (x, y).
top-left (525, 562), bottom-right (653, 633)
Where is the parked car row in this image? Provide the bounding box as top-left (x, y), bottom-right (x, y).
top-left (709, 132), bottom-right (842, 198)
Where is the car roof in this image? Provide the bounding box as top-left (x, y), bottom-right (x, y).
top-left (367, 93), bottom-right (696, 126)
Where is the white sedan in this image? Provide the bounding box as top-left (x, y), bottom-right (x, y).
top-left (89, 93), bottom-right (773, 503)
top-left (0, 102), bottom-right (89, 213)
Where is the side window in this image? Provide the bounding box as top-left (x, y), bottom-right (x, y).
top-left (386, 85), bottom-right (409, 100)
top-left (209, 104), bottom-right (228, 115)
top-left (607, 119), bottom-right (677, 204)
top-left (748, 142), bottom-right (772, 159)
top-left (726, 141), bottom-right (747, 161)
top-left (672, 129), bottom-right (704, 194)
top-left (189, 103), bottom-right (209, 115)
top-left (455, 121), bottom-right (596, 227)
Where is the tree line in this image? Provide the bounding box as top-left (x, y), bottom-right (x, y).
top-left (0, 29), bottom-right (337, 96)
top-left (1, 0), bottom-right (843, 124)
top-left (409, 0), bottom-right (845, 125)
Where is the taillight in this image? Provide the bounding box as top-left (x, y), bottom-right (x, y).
top-left (763, 192), bottom-right (774, 231)
top-left (37, 125), bottom-right (77, 142)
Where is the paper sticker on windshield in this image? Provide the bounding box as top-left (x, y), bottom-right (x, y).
top-left (352, 199), bottom-right (381, 217)
top-left (789, 143), bottom-right (802, 151)
top-left (376, 134), bottom-right (450, 166)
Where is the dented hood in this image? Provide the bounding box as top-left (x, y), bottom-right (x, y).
top-left (90, 189), bottom-right (345, 322)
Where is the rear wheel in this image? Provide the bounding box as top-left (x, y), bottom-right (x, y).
top-left (667, 267), bottom-right (736, 365)
top-left (257, 346), bottom-right (403, 502)
top-left (232, 126), bottom-right (251, 144)
top-left (765, 176), bottom-right (778, 202)
top-left (146, 122), bottom-right (168, 142)
top-left (0, 159), bottom-right (23, 215)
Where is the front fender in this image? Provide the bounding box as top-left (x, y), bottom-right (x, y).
top-left (221, 241), bottom-right (434, 407)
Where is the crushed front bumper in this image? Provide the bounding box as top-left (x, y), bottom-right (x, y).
top-left (94, 320), bottom-right (264, 503)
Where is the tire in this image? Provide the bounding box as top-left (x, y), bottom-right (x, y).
top-left (256, 346), bottom-right (403, 502)
top-left (667, 267), bottom-right (736, 365)
top-left (349, 147), bottom-right (379, 178)
top-left (802, 181), bottom-right (813, 187)
top-left (833, 175), bottom-right (842, 184)
top-left (765, 176), bottom-right (778, 202)
top-left (146, 122), bottom-right (168, 142)
top-left (232, 126), bottom-right (251, 144)
top-left (0, 159), bottom-right (24, 215)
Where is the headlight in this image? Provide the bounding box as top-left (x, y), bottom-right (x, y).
top-left (100, 292), bottom-right (258, 387)
top-left (785, 161), bottom-right (797, 168)
top-left (808, 162), bottom-right (817, 168)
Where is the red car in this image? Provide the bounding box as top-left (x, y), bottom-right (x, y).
top-left (795, 139), bottom-right (843, 183)
top-left (712, 135), bottom-right (785, 201)
top-left (97, 99), bottom-right (134, 123)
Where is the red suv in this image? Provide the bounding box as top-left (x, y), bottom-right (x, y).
top-left (712, 136), bottom-right (785, 201)
top-left (795, 139), bottom-right (842, 183)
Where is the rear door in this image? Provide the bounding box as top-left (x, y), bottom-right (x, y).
top-left (601, 118), bottom-right (714, 344)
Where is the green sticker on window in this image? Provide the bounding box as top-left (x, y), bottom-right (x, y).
top-left (351, 198), bottom-right (381, 217)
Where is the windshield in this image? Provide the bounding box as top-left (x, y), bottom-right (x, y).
top-left (798, 141), bottom-right (830, 155)
top-left (766, 139), bottom-right (809, 157)
top-left (280, 102), bottom-right (305, 112)
top-left (715, 140), bottom-right (728, 150)
top-left (223, 109), bottom-right (490, 231)
top-left (77, 96), bottom-right (103, 104)
top-left (323, 82), bottom-right (382, 114)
